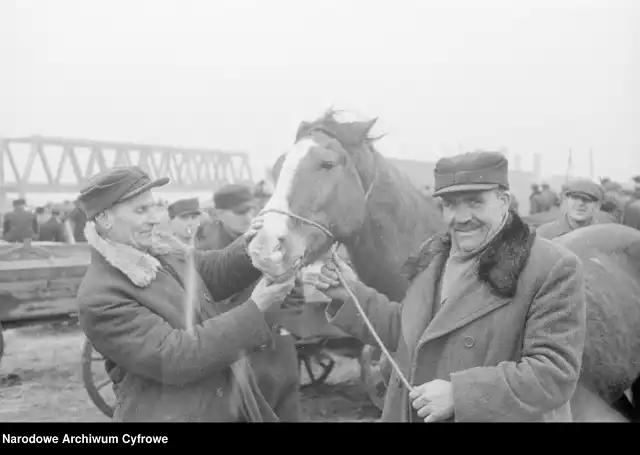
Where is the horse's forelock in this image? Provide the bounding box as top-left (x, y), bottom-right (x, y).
top-left (295, 109), bottom-right (379, 149)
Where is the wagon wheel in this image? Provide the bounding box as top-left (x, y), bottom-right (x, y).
top-left (81, 338), bottom-right (115, 418)
top-left (298, 348), bottom-right (336, 388)
top-left (359, 345), bottom-right (389, 411)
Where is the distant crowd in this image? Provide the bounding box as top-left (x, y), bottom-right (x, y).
top-left (0, 180), bottom-right (274, 247)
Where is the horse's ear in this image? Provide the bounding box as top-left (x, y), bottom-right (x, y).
top-left (364, 117), bottom-right (378, 135)
top-left (295, 121), bottom-right (312, 141)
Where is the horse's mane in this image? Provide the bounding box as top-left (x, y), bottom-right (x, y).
top-left (295, 109), bottom-right (385, 146)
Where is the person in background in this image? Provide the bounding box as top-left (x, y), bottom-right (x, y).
top-left (168, 198), bottom-right (202, 248)
top-left (2, 198), bottom-right (38, 243)
top-left (196, 184), bottom-right (259, 251)
top-left (536, 178), bottom-right (606, 240)
top-left (35, 207), bottom-right (48, 226)
top-left (529, 183), bottom-right (545, 215)
top-left (304, 151), bottom-right (586, 422)
top-left (75, 166), bottom-right (295, 422)
top-left (196, 182), bottom-right (302, 421)
top-left (540, 183), bottom-right (559, 209)
top-left (68, 199), bottom-right (88, 242)
top-left (38, 208), bottom-right (66, 242)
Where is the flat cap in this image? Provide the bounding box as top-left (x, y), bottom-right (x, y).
top-left (77, 166), bottom-right (170, 220)
top-left (563, 178), bottom-right (604, 202)
top-left (433, 151), bottom-right (509, 197)
top-left (214, 183), bottom-right (257, 213)
top-left (168, 198), bottom-right (201, 219)
top-left (13, 198), bottom-right (26, 206)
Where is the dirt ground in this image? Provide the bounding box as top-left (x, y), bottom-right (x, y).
top-left (0, 323), bottom-right (381, 422)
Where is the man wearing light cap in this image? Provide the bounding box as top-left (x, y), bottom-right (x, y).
top-left (307, 150), bottom-right (587, 422)
top-left (168, 197), bottom-right (202, 247)
top-left (74, 166), bottom-right (296, 422)
top-left (536, 178), bottom-right (605, 240)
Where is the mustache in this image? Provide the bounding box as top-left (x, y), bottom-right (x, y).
top-left (451, 221), bottom-right (484, 232)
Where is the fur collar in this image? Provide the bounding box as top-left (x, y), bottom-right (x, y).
top-left (85, 222), bottom-right (189, 288)
top-left (401, 211), bottom-right (536, 298)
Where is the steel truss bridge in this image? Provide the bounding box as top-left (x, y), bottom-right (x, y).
top-left (0, 135), bottom-right (254, 206)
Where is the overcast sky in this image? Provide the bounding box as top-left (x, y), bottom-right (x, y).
top-left (2, 0), bottom-right (639, 193)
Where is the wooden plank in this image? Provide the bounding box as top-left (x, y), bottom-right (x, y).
top-left (1, 276), bottom-right (83, 302)
top-left (0, 263), bottom-right (88, 282)
top-left (0, 297), bottom-right (78, 324)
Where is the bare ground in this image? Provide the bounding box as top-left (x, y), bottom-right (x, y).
top-left (0, 323), bottom-right (381, 422)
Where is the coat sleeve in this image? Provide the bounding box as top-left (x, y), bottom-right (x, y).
top-left (194, 235), bottom-right (262, 302)
top-left (325, 280), bottom-right (402, 353)
top-left (78, 288), bottom-right (272, 387)
top-left (449, 252), bottom-right (586, 422)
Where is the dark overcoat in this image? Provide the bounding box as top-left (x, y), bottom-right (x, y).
top-left (326, 213), bottom-right (587, 422)
top-left (77, 225), bottom-right (280, 422)
top-left (194, 217), bottom-right (301, 421)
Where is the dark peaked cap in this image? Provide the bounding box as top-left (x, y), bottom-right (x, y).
top-left (433, 151), bottom-right (509, 197)
top-left (77, 166), bottom-right (170, 220)
top-left (168, 198), bottom-right (201, 219)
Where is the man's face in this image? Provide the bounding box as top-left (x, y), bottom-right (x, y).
top-left (565, 194), bottom-right (600, 222)
top-left (440, 189), bottom-right (510, 253)
top-left (170, 212), bottom-right (202, 240)
top-left (100, 191), bottom-right (161, 250)
top-left (218, 205), bottom-right (258, 235)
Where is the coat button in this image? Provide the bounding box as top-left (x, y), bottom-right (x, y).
top-left (204, 294), bottom-right (211, 302)
top-left (216, 387), bottom-right (224, 397)
top-left (463, 336), bottom-right (475, 348)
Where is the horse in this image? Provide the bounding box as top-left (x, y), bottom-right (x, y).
top-left (250, 110), bottom-right (445, 304)
top-left (553, 223), bottom-right (640, 420)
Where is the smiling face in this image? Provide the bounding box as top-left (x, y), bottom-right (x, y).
top-left (95, 190), bottom-right (162, 251)
top-left (439, 188), bottom-right (511, 253)
top-left (565, 193), bottom-right (600, 223)
top-left (248, 131), bottom-right (369, 279)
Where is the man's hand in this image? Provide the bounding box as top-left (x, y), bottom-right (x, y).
top-left (409, 379), bottom-right (455, 422)
top-left (301, 254), bottom-right (358, 301)
top-left (243, 215), bottom-right (264, 249)
top-left (250, 275), bottom-right (296, 312)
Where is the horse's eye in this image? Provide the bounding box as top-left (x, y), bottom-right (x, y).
top-left (319, 160), bottom-right (335, 170)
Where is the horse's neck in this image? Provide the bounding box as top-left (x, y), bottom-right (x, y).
top-left (343, 160), bottom-right (442, 302)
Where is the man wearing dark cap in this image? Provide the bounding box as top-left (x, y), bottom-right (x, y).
top-left (74, 166), bottom-right (296, 422)
top-left (536, 178), bottom-right (606, 240)
top-left (196, 182), bottom-right (303, 421)
top-left (2, 198), bottom-right (39, 243)
top-left (307, 150), bottom-right (587, 422)
top-left (37, 208), bottom-right (66, 242)
top-left (167, 197), bottom-right (202, 247)
top-left (196, 183), bottom-right (259, 250)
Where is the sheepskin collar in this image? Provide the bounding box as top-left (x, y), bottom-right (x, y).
top-left (401, 211), bottom-right (536, 298)
top-left (85, 221), bottom-right (189, 288)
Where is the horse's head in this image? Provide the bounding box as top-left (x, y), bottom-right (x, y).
top-left (247, 110), bottom-right (382, 280)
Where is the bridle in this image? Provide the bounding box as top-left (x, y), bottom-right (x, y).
top-left (258, 127), bottom-right (379, 282)
top-left (256, 127), bottom-right (414, 393)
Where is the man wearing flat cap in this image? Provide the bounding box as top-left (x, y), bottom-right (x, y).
top-left (536, 178), bottom-right (606, 240)
top-left (196, 182), bottom-right (302, 421)
top-left (167, 198), bottom-right (202, 247)
top-left (2, 198), bottom-right (39, 243)
top-left (196, 184), bottom-right (259, 250)
top-left (74, 166), bottom-right (297, 422)
top-left (307, 150), bottom-right (587, 422)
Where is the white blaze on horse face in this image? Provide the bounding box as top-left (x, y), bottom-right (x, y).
top-left (260, 137), bottom-right (317, 244)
